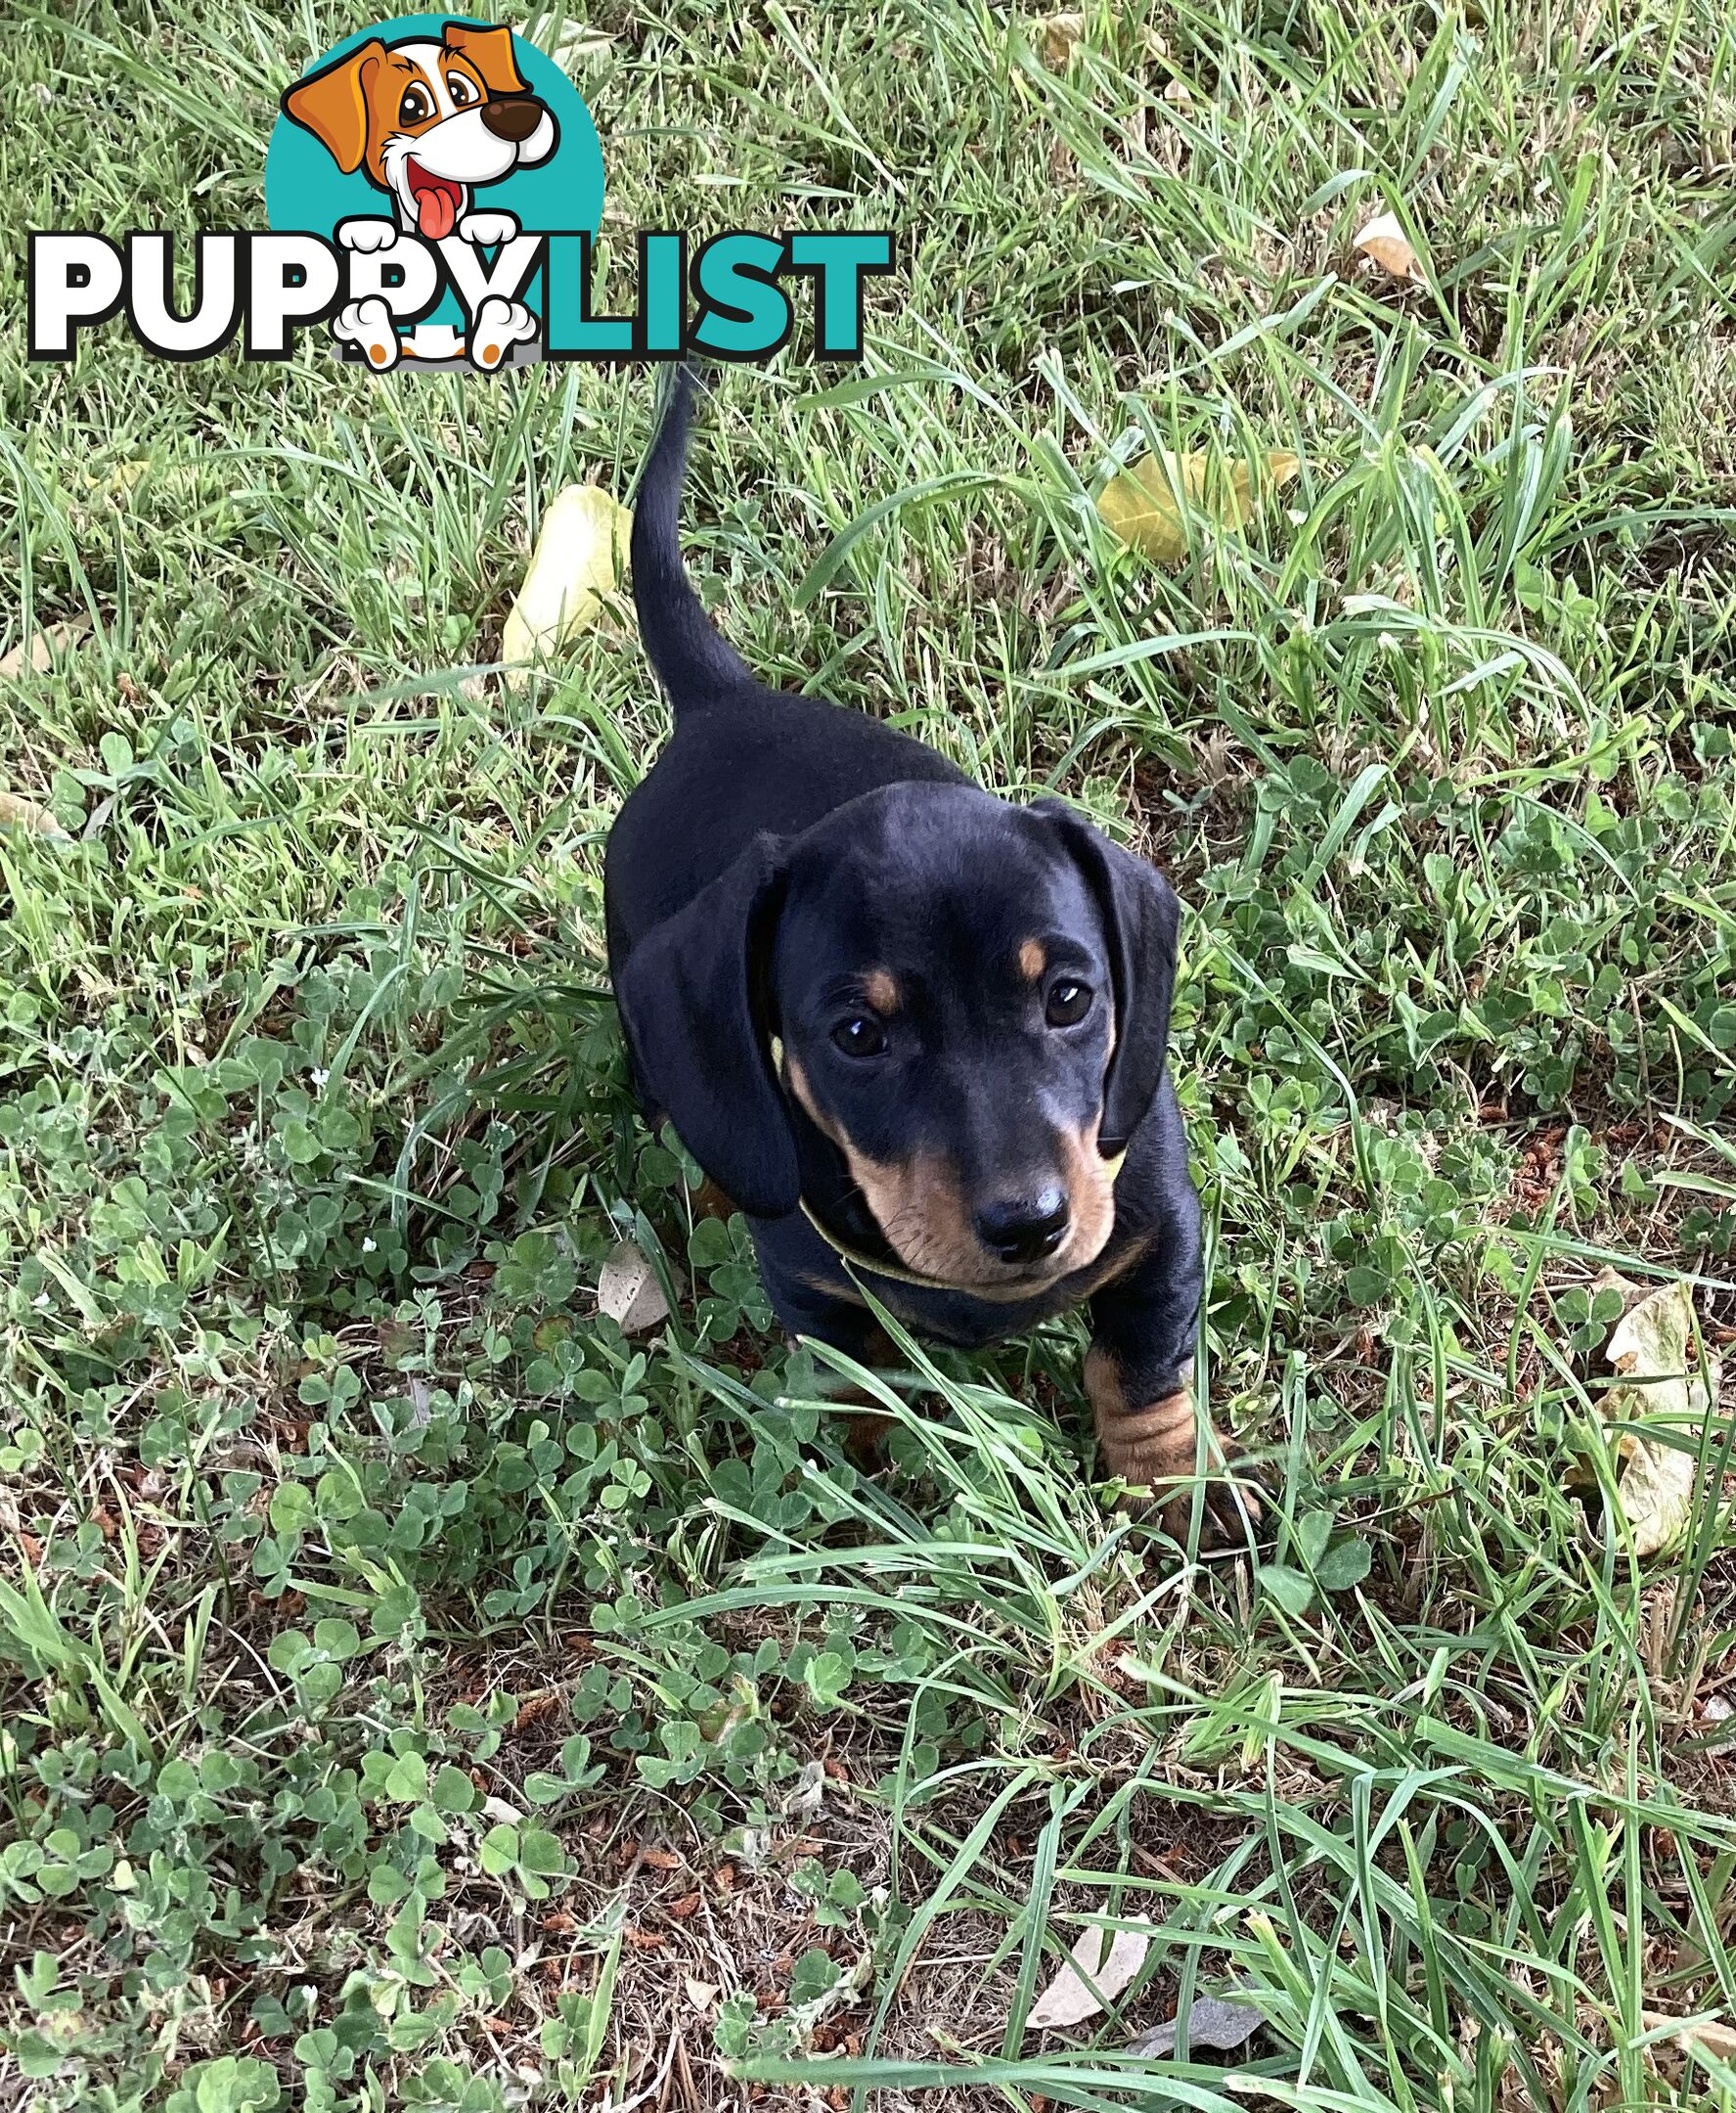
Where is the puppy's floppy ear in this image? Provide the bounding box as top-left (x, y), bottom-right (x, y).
top-left (283, 39), bottom-right (385, 174)
top-left (442, 21), bottom-right (528, 96)
top-left (1035, 798), bottom-right (1181, 1152)
top-left (613, 835), bottom-right (799, 1220)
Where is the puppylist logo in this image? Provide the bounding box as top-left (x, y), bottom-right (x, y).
top-left (27, 14), bottom-right (893, 371)
top-left (272, 14), bottom-right (582, 371)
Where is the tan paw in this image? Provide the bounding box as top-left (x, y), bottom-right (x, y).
top-left (1146, 1442), bottom-right (1269, 1551)
top-left (1086, 1353), bottom-right (1267, 1551)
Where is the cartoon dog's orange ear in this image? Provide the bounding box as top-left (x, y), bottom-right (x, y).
top-left (283, 39), bottom-right (386, 173)
top-left (442, 22), bottom-right (527, 97)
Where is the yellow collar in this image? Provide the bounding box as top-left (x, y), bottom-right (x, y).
top-left (796, 1195), bottom-right (973, 1289)
top-left (770, 1035), bottom-right (1127, 1295)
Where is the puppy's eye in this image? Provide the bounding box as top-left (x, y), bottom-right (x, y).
top-left (830, 1015), bottom-right (887, 1059)
top-left (446, 72), bottom-right (477, 105)
top-left (1045, 980), bottom-right (1092, 1027)
top-left (399, 84), bottom-right (433, 123)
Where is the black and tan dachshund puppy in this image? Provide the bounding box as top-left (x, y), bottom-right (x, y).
top-left (605, 372), bottom-right (1255, 1540)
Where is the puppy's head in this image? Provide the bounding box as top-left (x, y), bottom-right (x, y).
top-left (283, 22), bottom-right (556, 239)
top-left (615, 785), bottom-right (1180, 1290)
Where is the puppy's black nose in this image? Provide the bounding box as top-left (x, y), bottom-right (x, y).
top-left (480, 95), bottom-right (546, 142)
top-left (974, 1190), bottom-right (1071, 1266)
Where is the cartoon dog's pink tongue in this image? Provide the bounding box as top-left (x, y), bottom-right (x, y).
top-left (406, 161), bottom-right (461, 241)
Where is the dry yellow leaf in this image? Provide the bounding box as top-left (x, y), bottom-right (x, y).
top-left (1613, 1425), bottom-right (1696, 1556)
top-left (597, 1237), bottom-right (671, 1335)
top-left (0, 790), bottom-right (70, 839)
top-left (1036, 9), bottom-right (1086, 66)
top-left (1025, 1919), bottom-right (1154, 2034)
top-left (1583, 1274), bottom-right (1715, 1558)
top-left (1034, 10), bottom-right (1169, 67)
top-left (1642, 2009), bottom-right (1736, 2063)
top-left (551, 22), bottom-right (616, 72)
top-left (1098, 448), bottom-right (1301, 565)
top-left (0, 616), bottom-right (91, 680)
top-left (502, 484), bottom-right (632, 691)
top-left (87, 459), bottom-right (153, 496)
top-left (1355, 209), bottom-right (1425, 286)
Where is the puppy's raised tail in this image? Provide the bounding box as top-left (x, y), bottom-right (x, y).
top-left (631, 367), bottom-right (756, 706)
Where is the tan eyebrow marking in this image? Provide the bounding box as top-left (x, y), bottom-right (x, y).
top-left (863, 968), bottom-right (901, 1014)
top-left (1018, 939), bottom-right (1046, 981)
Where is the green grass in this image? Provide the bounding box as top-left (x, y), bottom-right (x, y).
top-left (4, 0), bottom-right (1736, 2107)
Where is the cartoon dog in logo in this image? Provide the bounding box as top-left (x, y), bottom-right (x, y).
top-left (283, 21), bottom-right (557, 371)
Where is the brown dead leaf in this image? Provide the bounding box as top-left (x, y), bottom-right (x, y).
top-left (1642, 2009), bottom-right (1736, 2063)
top-left (511, 1691), bottom-right (558, 1733)
top-left (1354, 208), bottom-right (1426, 286)
top-left (0, 615), bottom-right (91, 679)
top-left (1026, 1919), bottom-right (1155, 2034)
top-left (0, 791), bottom-right (70, 840)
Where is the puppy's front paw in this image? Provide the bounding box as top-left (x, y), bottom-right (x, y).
top-left (467, 295), bottom-right (538, 371)
top-left (1086, 1353), bottom-right (1266, 1551)
top-left (332, 297), bottom-right (400, 372)
top-left (458, 209), bottom-right (518, 247)
top-left (336, 217), bottom-right (398, 254)
top-left (1151, 1437), bottom-right (1269, 1552)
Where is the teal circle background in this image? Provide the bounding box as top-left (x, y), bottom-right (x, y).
top-left (264, 14), bottom-right (603, 241)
